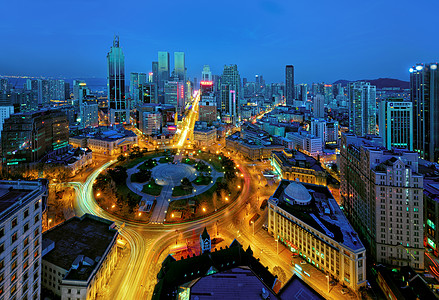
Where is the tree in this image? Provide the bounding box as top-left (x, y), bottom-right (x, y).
top-left (117, 155), bottom-right (126, 162)
top-left (272, 266), bottom-right (287, 284)
top-left (181, 177), bottom-right (193, 191)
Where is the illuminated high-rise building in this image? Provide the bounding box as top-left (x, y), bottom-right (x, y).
top-left (220, 65), bottom-right (241, 124)
top-left (348, 81), bottom-right (376, 136)
top-left (285, 65), bottom-right (295, 105)
top-left (379, 99), bottom-right (413, 151)
top-left (174, 52), bottom-right (185, 81)
top-left (202, 65), bottom-right (212, 81)
top-left (410, 63), bottom-right (439, 162)
top-left (158, 52), bottom-right (170, 91)
top-left (107, 36), bottom-right (128, 124)
top-left (152, 61), bottom-right (159, 84)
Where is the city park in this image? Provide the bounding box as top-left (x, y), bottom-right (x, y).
top-left (92, 146), bottom-right (245, 223)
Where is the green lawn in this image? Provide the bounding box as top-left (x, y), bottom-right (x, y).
top-left (116, 150), bottom-right (165, 169)
top-left (195, 153), bottom-right (224, 172)
top-left (142, 180), bottom-right (163, 196)
top-left (182, 158), bottom-right (196, 165)
top-left (172, 185), bottom-right (193, 197)
top-left (193, 175), bottom-right (213, 186)
top-left (138, 159), bottom-right (158, 171)
top-left (159, 156), bottom-right (173, 164)
top-left (131, 171), bottom-right (151, 183)
top-left (116, 183), bottom-right (142, 203)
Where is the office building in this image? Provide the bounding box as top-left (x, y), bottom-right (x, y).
top-left (1, 109), bottom-right (69, 166)
top-left (140, 112), bottom-right (161, 135)
top-left (0, 78), bottom-right (8, 92)
top-left (25, 79), bottom-right (43, 106)
top-left (313, 94), bottom-right (325, 118)
top-left (198, 98), bottom-right (217, 124)
top-left (107, 36), bottom-right (128, 124)
top-left (130, 72), bottom-right (147, 105)
top-left (79, 101), bottom-right (99, 129)
top-left (268, 180), bottom-right (366, 290)
top-left (424, 178), bottom-right (439, 256)
top-left (73, 80), bottom-right (90, 104)
top-left (0, 106), bottom-right (14, 138)
top-left (158, 52), bottom-right (170, 91)
top-left (174, 52), bottom-right (185, 81)
top-left (340, 134), bottom-right (424, 269)
top-left (151, 61), bottom-right (159, 85)
top-left (42, 214), bottom-right (118, 300)
top-left (164, 81), bottom-right (185, 114)
top-left (379, 99), bottom-right (413, 151)
top-left (271, 149), bottom-right (327, 185)
top-left (410, 63), bottom-right (439, 162)
top-left (193, 123), bottom-right (216, 147)
top-left (285, 65), bottom-right (295, 105)
top-left (286, 131), bottom-right (323, 157)
top-left (348, 82), bottom-right (377, 136)
top-left (0, 179), bottom-right (47, 300)
top-left (138, 83), bottom-right (158, 104)
top-left (220, 65), bottom-right (241, 124)
top-left (201, 65), bottom-right (212, 81)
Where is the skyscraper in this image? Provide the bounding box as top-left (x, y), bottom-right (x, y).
top-left (152, 61), bottom-right (159, 85)
top-left (130, 72), bottom-right (147, 106)
top-left (313, 94), bottom-right (325, 118)
top-left (202, 65), bottom-right (212, 81)
top-left (174, 52), bottom-right (185, 81)
top-left (410, 63), bottom-right (439, 162)
top-left (348, 81), bottom-right (377, 136)
top-left (220, 65), bottom-right (241, 124)
top-left (379, 99), bottom-right (413, 151)
top-left (158, 51), bottom-right (170, 91)
top-left (285, 65), bottom-right (295, 105)
top-left (107, 36), bottom-right (128, 124)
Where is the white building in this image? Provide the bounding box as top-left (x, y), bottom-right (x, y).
top-left (0, 106), bottom-right (14, 138)
top-left (194, 125), bottom-right (217, 148)
top-left (310, 118), bottom-right (339, 146)
top-left (313, 94), bottom-right (325, 118)
top-left (268, 180), bottom-right (366, 290)
top-left (340, 134), bottom-right (424, 269)
top-left (378, 99), bottom-right (413, 151)
top-left (79, 102), bottom-right (98, 129)
top-left (0, 179), bottom-right (47, 300)
top-left (141, 112), bottom-right (161, 135)
top-left (348, 82), bottom-right (377, 136)
top-left (286, 131), bottom-right (323, 157)
top-left (42, 214), bottom-right (118, 300)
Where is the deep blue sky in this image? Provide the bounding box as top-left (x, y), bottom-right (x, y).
top-left (1, 0), bottom-right (437, 83)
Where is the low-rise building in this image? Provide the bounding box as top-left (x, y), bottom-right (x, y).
top-left (45, 147), bottom-right (93, 176)
top-left (193, 123), bottom-right (216, 148)
top-left (198, 98), bottom-right (217, 124)
top-left (42, 214), bottom-right (118, 300)
top-left (271, 149), bottom-right (327, 185)
top-left (286, 131), bottom-right (323, 157)
top-left (226, 133), bottom-right (284, 160)
top-left (0, 179), bottom-right (47, 300)
top-left (268, 179), bottom-right (366, 290)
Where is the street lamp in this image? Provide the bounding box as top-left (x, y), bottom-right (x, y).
top-left (250, 221), bottom-right (254, 236)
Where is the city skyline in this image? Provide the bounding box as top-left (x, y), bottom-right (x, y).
top-left (1, 0), bottom-right (438, 83)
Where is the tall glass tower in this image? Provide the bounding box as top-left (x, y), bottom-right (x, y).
top-left (158, 51), bottom-right (170, 92)
top-left (410, 63), bottom-right (439, 162)
top-left (107, 36), bottom-right (128, 124)
top-left (220, 64), bottom-right (241, 124)
top-left (174, 52), bottom-right (185, 81)
top-left (348, 81), bottom-right (376, 136)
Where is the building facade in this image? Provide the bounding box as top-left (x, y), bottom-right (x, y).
top-left (107, 36), bottom-right (128, 125)
top-left (42, 214), bottom-right (118, 300)
top-left (268, 180), bottom-right (366, 290)
top-left (271, 149), bottom-right (327, 185)
top-left (285, 65), bottom-right (295, 105)
top-left (348, 82), bottom-right (377, 136)
top-left (340, 134), bottom-right (424, 269)
top-left (378, 99), bottom-right (413, 151)
top-left (410, 63), bottom-right (439, 162)
top-left (1, 109), bottom-right (69, 166)
top-left (0, 179), bottom-right (47, 300)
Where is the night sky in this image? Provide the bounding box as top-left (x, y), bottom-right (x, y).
top-left (1, 0), bottom-right (437, 83)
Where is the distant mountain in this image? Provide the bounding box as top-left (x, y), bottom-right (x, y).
top-left (333, 78), bottom-right (409, 89)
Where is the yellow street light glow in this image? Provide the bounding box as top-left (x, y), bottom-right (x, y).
top-left (96, 193), bottom-right (101, 197)
top-left (138, 212), bottom-right (142, 216)
top-left (172, 213), bottom-right (174, 218)
top-left (49, 219), bottom-right (52, 223)
top-left (225, 197), bottom-right (228, 201)
top-left (202, 207), bottom-right (206, 212)
top-left (111, 204), bottom-right (115, 208)
top-left (238, 185), bottom-right (241, 189)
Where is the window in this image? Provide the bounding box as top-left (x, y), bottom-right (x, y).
top-left (11, 247), bottom-right (17, 259)
top-left (0, 272), bottom-right (3, 282)
top-left (0, 260), bottom-right (4, 270)
top-left (24, 209), bottom-right (29, 218)
top-left (34, 239), bottom-right (39, 247)
top-left (10, 284), bottom-right (16, 294)
top-left (11, 218), bottom-right (17, 228)
top-left (0, 243), bottom-right (4, 254)
top-left (24, 237), bottom-right (29, 247)
top-left (34, 215), bottom-right (39, 224)
top-left (23, 260), bottom-right (29, 271)
top-left (34, 228), bottom-right (39, 238)
top-left (11, 232), bottom-right (17, 243)
top-left (11, 260), bottom-right (17, 271)
top-left (34, 250), bottom-right (39, 259)
top-left (0, 228), bottom-right (3, 238)
top-left (10, 272), bottom-right (16, 283)
top-left (34, 201), bottom-right (39, 211)
top-left (24, 223), bottom-right (29, 233)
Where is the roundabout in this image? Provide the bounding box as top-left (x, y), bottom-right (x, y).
top-left (151, 163), bottom-right (197, 186)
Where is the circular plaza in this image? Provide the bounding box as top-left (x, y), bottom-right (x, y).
top-left (151, 163), bottom-right (197, 186)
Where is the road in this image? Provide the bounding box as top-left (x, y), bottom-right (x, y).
top-left (68, 92), bottom-right (357, 299)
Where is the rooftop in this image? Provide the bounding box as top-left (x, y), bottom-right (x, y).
top-left (277, 274), bottom-right (325, 300)
top-left (153, 240), bottom-right (279, 300)
top-left (42, 214), bottom-right (117, 281)
top-left (272, 150), bottom-right (324, 172)
top-left (271, 180), bottom-right (364, 251)
top-left (0, 189), bottom-right (31, 214)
